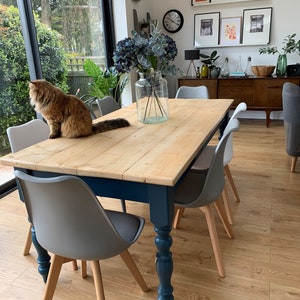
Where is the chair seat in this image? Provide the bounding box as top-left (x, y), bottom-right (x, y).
top-left (192, 145), bottom-right (215, 171)
top-left (106, 210), bottom-right (143, 243)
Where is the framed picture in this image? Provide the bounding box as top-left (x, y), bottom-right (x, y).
top-left (194, 12), bottom-right (220, 48)
top-left (220, 17), bottom-right (241, 46)
top-left (192, 0), bottom-right (210, 5)
top-left (242, 7), bottom-right (272, 45)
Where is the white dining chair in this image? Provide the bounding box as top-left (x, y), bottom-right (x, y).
top-left (7, 119), bottom-right (50, 255)
top-left (175, 85), bottom-right (209, 99)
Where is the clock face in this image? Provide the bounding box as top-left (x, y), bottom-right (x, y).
top-left (163, 9), bottom-right (184, 33)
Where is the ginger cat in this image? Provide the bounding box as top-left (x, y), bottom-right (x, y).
top-left (29, 79), bottom-right (130, 139)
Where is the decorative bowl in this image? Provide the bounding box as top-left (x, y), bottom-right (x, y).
top-left (251, 65), bottom-right (275, 77)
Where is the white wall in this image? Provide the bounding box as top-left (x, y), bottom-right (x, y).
top-left (114, 0), bottom-right (300, 118)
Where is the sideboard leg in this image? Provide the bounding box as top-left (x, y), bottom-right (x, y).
top-left (265, 110), bottom-right (271, 127)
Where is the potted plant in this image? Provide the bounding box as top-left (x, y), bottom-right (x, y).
top-left (259, 33), bottom-right (300, 77)
top-left (199, 50), bottom-right (220, 78)
top-left (83, 59), bottom-right (128, 107)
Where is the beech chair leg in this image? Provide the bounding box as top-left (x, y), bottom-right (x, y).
top-left (72, 260), bottom-right (78, 270)
top-left (44, 255), bottom-right (69, 300)
top-left (90, 261), bottom-right (105, 300)
top-left (221, 187), bottom-right (234, 225)
top-left (291, 156), bottom-right (297, 172)
top-left (224, 165), bottom-right (240, 202)
top-left (214, 197), bottom-right (234, 239)
top-left (23, 224), bottom-right (32, 256)
top-left (200, 204), bottom-right (226, 278)
top-left (120, 199), bottom-right (126, 213)
top-left (173, 207), bottom-right (185, 229)
top-left (81, 260), bottom-right (87, 278)
top-left (120, 249), bottom-right (149, 292)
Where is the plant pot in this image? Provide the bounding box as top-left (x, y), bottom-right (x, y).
top-left (210, 67), bottom-right (221, 78)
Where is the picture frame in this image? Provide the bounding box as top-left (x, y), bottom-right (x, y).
top-left (194, 12), bottom-right (220, 48)
top-left (192, 0), bottom-right (260, 6)
top-left (192, 0), bottom-right (210, 6)
top-left (220, 17), bottom-right (242, 46)
top-left (242, 7), bottom-right (272, 45)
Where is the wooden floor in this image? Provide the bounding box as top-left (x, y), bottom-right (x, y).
top-left (1, 119), bottom-right (300, 300)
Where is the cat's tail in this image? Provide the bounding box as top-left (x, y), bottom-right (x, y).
top-left (92, 118), bottom-right (130, 134)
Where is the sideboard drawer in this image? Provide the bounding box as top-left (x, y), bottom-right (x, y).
top-left (218, 79), bottom-right (254, 105)
top-left (254, 78), bottom-right (300, 108)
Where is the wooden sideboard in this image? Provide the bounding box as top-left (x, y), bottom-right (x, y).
top-left (178, 77), bottom-right (300, 126)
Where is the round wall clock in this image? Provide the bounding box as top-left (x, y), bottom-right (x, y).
top-left (163, 9), bottom-right (184, 33)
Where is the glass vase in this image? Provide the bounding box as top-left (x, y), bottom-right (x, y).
top-left (276, 54), bottom-right (287, 77)
top-left (135, 71), bottom-right (169, 124)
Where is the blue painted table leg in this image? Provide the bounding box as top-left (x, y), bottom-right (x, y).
top-left (155, 225), bottom-right (174, 300)
top-left (31, 225), bottom-right (51, 283)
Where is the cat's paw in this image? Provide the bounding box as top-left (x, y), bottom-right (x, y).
top-left (49, 133), bottom-right (60, 139)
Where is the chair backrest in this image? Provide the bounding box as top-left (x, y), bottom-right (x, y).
top-left (96, 96), bottom-right (120, 116)
top-left (282, 82), bottom-right (300, 156)
top-left (14, 170), bottom-right (135, 260)
top-left (175, 85), bottom-right (209, 99)
top-left (229, 102), bottom-right (247, 122)
top-left (7, 119), bottom-right (50, 153)
top-left (282, 82), bottom-right (300, 123)
top-left (177, 118), bottom-right (240, 208)
top-left (223, 102), bottom-right (247, 165)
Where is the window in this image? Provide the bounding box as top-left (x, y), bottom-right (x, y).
top-left (0, 0), bottom-right (113, 196)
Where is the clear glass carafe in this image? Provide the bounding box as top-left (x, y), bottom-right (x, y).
top-left (135, 71), bottom-right (169, 124)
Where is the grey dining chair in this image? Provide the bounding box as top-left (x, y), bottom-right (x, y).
top-left (282, 82), bottom-right (300, 172)
top-left (7, 119), bottom-right (50, 255)
top-left (173, 118), bottom-right (240, 277)
top-left (95, 96), bottom-right (127, 212)
top-left (193, 102), bottom-right (247, 223)
top-left (14, 170), bottom-right (149, 300)
top-left (174, 102), bottom-right (246, 226)
top-left (175, 85), bottom-right (209, 99)
top-left (96, 96), bottom-right (120, 116)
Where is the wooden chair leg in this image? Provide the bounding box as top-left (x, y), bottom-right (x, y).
top-left (72, 260), bottom-right (78, 270)
top-left (173, 207), bottom-right (185, 229)
top-left (200, 205), bottom-right (226, 278)
top-left (120, 249), bottom-right (149, 292)
top-left (213, 197), bottom-right (234, 239)
top-left (23, 223), bottom-right (32, 256)
top-left (44, 255), bottom-right (69, 300)
top-left (221, 188), bottom-right (234, 225)
top-left (81, 260), bottom-right (87, 278)
top-left (90, 261), bottom-right (105, 300)
top-left (224, 164), bottom-right (240, 202)
top-left (291, 156), bottom-right (297, 172)
top-left (120, 199), bottom-right (126, 213)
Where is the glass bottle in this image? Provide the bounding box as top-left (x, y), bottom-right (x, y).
top-left (244, 56), bottom-right (253, 77)
top-left (221, 57), bottom-right (230, 77)
top-left (196, 67), bottom-right (200, 78)
top-left (135, 71), bottom-right (169, 124)
top-left (236, 56), bottom-right (242, 73)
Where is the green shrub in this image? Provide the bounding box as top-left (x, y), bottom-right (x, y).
top-left (0, 5), bottom-right (68, 154)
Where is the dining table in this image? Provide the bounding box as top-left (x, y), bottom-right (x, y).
top-left (1, 98), bottom-right (233, 299)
